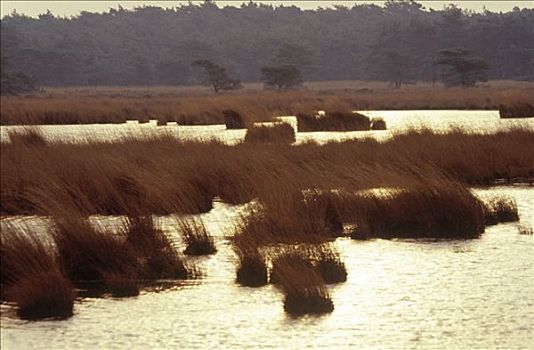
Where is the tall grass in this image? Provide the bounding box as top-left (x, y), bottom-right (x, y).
top-left (345, 181), bottom-right (487, 239)
top-left (1, 128), bottom-right (533, 217)
top-left (223, 109), bottom-right (246, 129)
top-left (179, 218), bottom-right (217, 256)
top-left (272, 250), bottom-right (334, 316)
top-left (296, 111), bottom-right (371, 132)
top-left (499, 103), bottom-right (534, 118)
top-left (1, 223), bottom-right (75, 319)
top-left (483, 195), bottom-right (520, 225)
top-left (244, 123), bottom-right (296, 144)
top-left (124, 216), bottom-right (198, 279)
top-left (2, 82), bottom-right (532, 125)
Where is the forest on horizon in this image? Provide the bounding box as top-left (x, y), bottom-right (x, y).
top-left (1, 0), bottom-right (533, 87)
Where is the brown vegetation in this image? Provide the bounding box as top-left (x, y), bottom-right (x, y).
top-left (345, 181), bottom-right (487, 239)
top-left (272, 251), bottom-right (334, 316)
top-left (223, 109), bottom-right (246, 129)
top-left (1, 223), bottom-right (75, 320)
top-left (179, 218), bottom-right (217, 256)
top-left (483, 196), bottom-right (520, 225)
top-left (244, 123), bottom-right (296, 144)
top-left (499, 103), bottom-right (534, 118)
top-left (296, 112), bottom-right (371, 132)
top-left (1, 128), bottom-right (533, 218)
top-left (370, 117), bottom-right (387, 130)
top-left (2, 82), bottom-right (533, 125)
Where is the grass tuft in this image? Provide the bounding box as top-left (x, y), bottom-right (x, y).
top-left (223, 109), bottom-right (246, 129)
top-left (244, 123), bottom-right (295, 144)
top-left (370, 117), bottom-right (387, 130)
top-left (179, 218), bottom-right (217, 256)
top-left (484, 196), bottom-right (520, 225)
top-left (1, 223), bottom-right (75, 320)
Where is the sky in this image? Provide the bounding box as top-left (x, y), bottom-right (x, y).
top-left (1, 1), bottom-right (533, 18)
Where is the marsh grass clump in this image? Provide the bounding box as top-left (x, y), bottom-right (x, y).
top-left (484, 196), bottom-right (520, 225)
top-left (244, 123), bottom-right (295, 144)
top-left (269, 249), bottom-right (312, 285)
top-left (223, 109), bottom-right (246, 129)
top-left (52, 216), bottom-right (140, 288)
top-left (296, 111), bottom-right (371, 132)
top-left (179, 218), bottom-right (217, 256)
top-left (273, 254), bottom-right (334, 316)
top-left (1, 223), bottom-right (75, 320)
top-left (348, 183), bottom-right (487, 239)
top-left (8, 270), bottom-right (75, 320)
top-left (370, 117), bottom-right (387, 130)
top-left (270, 245), bottom-right (347, 285)
top-left (125, 216), bottom-right (198, 280)
top-left (499, 103), bottom-right (534, 118)
top-left (312, 246), bottom-right (347, 284)
top-left (235, 250), bottom-right (268, 287)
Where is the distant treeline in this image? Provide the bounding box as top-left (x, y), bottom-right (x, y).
top-left (1, 0), bottom-right (533, 87)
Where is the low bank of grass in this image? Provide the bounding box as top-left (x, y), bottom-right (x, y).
top-left (244, 123), bottom-right (296, 144)
top-left (1, 223), bottom-right (75, 320)
top-left (2, 82), bottom-right (533, 125)
top-left (296, 111), bottom-right (371, 132)
top-left (499, 103), bottom-right (534, 118)
top-left (1, 128), bottom-right (533, 217)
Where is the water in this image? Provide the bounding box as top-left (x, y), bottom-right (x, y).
top-left (1, 110), bottom-right (533, 145)
top-left (1, 187), bottom-right (533, 350)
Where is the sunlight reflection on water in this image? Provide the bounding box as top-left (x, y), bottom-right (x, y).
top-left (1, 110), bottom-right (533, 145)
top-left (1, 187), bottom-right (533, 349)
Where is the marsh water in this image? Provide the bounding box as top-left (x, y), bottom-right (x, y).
top-left (1, 110), bottom-right (533, 144)
top-left (1, 111), bottom-right (534, 350)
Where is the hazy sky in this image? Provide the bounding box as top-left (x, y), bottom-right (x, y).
top-left (1, 1), bottom-right (533, 18)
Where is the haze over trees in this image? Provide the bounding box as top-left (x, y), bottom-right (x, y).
top-left (0, 0), bottom-right (533, 87)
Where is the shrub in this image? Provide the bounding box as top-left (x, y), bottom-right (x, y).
top-left (179, 218), bottom-right (217, 256)
top-left (244, 123), bottom-right (295, 144)
top-left (223, 109), bottom-right (246, 129)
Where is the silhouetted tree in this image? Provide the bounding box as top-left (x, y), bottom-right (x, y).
top-left (436, 48), bottom-right (489, 87)
top-left (261, 65), bottom-right (303, 90)
top-left (192, 60), bottom-right (241, 93)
